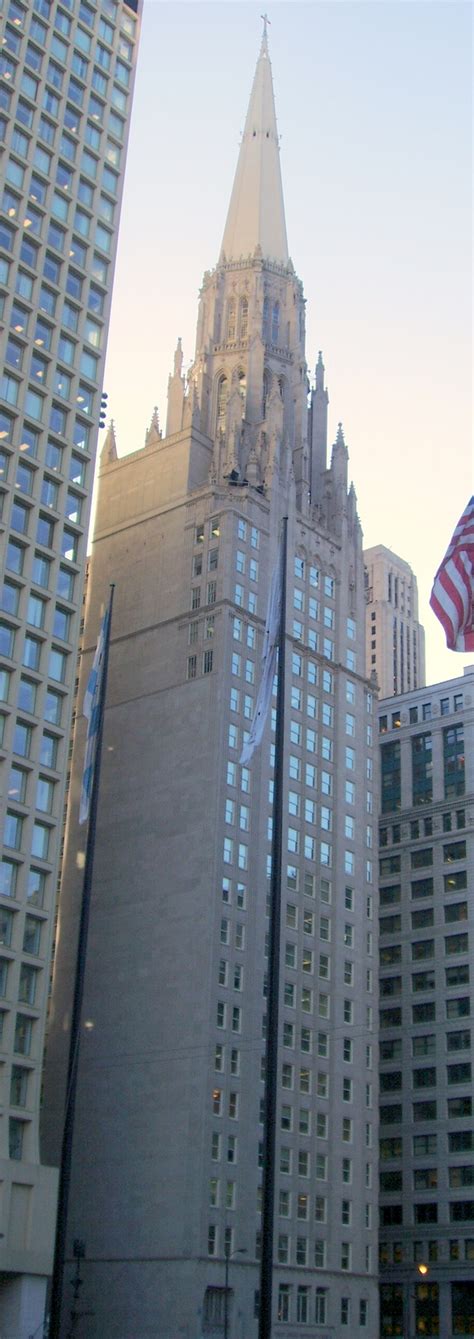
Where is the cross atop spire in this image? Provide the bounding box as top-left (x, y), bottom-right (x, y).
top-left (220, 25), bottom-right (288, 266)
top-left (261, 12), bottom-right (271, 47)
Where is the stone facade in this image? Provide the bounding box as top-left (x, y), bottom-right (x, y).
top-left (43, 31), bottom-right (379, 1339)
top-left (378, 668), bottom-right (474, 1338)
top-left (364, 544), bottom-right (426, 698)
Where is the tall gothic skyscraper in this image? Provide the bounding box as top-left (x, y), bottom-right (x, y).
top-left (0, 0), bottom-right (141, 1332)
top-left (44, 29), bottom-right (379, 1338)
top-left (364, 544), bottom-right (426, 698)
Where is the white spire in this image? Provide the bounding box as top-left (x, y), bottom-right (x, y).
top-left (220, 24), bottom-right (288, 265)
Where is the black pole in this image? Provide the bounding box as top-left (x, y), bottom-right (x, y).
top-left (258, 516), bottom-right (288, 1339)
top-left (224, 1244), bottom-right (230, 1339)
top-left (49, 586), bottom-right (115, 1339)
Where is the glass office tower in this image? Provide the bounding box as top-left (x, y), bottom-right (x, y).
top-left (0, 0), bottom-right (141, 1328)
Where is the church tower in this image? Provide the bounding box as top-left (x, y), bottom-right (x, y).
top-left (165, 28), bottom-right (309, 510)
top-left (43, 27), bottom-right (379, 1339)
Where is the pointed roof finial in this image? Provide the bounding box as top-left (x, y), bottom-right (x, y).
top-left (315, 351), bottom-right (325, 390)
top-left (336, 421), bottom-right (345, 446)
top-left (101, 419), bottom-right (117, 464)
top-left (174, 338), bottom-right (183, 377)
top-left (220, 22), bottom-right (288, 265)
top-left (145, 406), bottom-right (162, 448)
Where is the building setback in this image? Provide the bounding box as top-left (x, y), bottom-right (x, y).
top-left (364, 544), bottom-right (426, 698)
top-left (43, 29), bottom-right (379, 1339)
top-left (0, 0), bottom-right (141, 1330)
top-left (378, 667), bottom-right (474, 1339)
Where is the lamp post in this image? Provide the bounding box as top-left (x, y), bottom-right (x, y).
top-left (224, 1247), bottom-right (247, 1339)
top-left (404, 1263), bottom-right (429, 1338)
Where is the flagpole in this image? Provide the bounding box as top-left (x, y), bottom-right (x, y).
top-left (49, 584), bottom-right (115, 1339)
top-left (258, 516), bottom-right (288, 1339)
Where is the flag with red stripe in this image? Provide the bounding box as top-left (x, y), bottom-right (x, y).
top-left (79, 600), bottom-right (111, 824)
top-left (430, 497), bottom-right (474, 651)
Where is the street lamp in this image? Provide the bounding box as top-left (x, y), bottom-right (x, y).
top-left (224, 1246), bottom-right (247, 1339)
top-left (404, 1263), bottom-right (430, 1338)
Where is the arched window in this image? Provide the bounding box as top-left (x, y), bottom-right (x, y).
top-left (240, 297), bottom-right (248, 340)
top-left (262, 369), bottom-right (271, 419)
top-left (262, 297), bottom-right (269, 341)
top-left (278, 376), bottom-right (284, 400)
top-left (217, 376), bottom-right (228, 423)
top-left (227, 300), bottom-right (236, 342)
top-left (272, 301), bottom-right (280, 345)
top-left (239, 371), bottom-right (246, 417)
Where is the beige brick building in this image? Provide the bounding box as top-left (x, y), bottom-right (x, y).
top-left (364, 545), bottom-right (426, 698)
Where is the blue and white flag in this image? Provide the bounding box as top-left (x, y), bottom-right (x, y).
top-left (79, 601), bottom-right (111, 825)
top-left (240, 539), bottom-right (283, 766)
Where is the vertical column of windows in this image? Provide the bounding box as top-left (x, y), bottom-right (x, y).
top-left (0, 0), bottom-right (139, 1159)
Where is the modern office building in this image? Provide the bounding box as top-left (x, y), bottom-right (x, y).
top-left (378, 666), bottom-right (474, 1338)
top-left (364, 544), bottom-right (425, 697)
top-left (43, 28), bottom-right (379, 1339)
top-left (0, 0), bottom-right (141, 1330)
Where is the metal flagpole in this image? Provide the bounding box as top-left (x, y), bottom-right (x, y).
top-left (258, 516), bottom-right (288, 1339)
top-left (48, 584), bottom-right (115, 1339)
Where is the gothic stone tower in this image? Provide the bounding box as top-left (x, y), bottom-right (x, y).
top-left (43, 29), bottom-right (379, 1339)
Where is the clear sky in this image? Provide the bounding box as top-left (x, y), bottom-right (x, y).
top-left (101, 0), bottom-right (472, 687)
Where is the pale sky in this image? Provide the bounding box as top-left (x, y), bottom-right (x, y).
top-left (100, 0), bottom-right (473, 687)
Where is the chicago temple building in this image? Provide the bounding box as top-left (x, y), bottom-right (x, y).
top-left (44, 28), bottom-right (380, 1339)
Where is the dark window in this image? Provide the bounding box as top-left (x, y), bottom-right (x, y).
top-left (446, 964), bottom-right (470, 987)
top-left (450, 1202), bottom-right (474, 1222)
top-left (379, 1007), bottom-right (402, 1029)
top-left (412, 1002), bottom-right (436, 1023)
top-left (411, 849), bottom-right (433, 870)
top-left (412, 733), bottom-right (433, 806)
top-left (380, 1104), bottom-right (402, 1125)
top-left (380, 1071), bottom-right (402, 1092)
top-left (380, 885), bottom-right (401, 906)
top-left (443, 841), bottom-right (466, 863)
top-left (380, 1171), bottom-right (403, 1193)
top-left (380, 1205), bottom-right (403, 1226)
top-left (413, 1100), bottom-right (437, 1121)
top-left (381, 741), bottom-right (401, 814)
top-left (447, 1096), bottom-right (472, 1118)
top-left (415, 1202), bottom-right (437, 1223)
top-left (411, 878), bottom-right (434, 900)
top-left (452, 1282), bottom-right (474, 1335)
top-left (380, 915), bottom-right (401, 936)
top-left (443, 724), bottom-right (465, 798)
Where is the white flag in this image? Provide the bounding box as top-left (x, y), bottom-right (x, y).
top-left (240, 540), bottom-right (283, 766)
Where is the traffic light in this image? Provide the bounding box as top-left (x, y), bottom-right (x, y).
top-left (99, 391), bottom-right (108, 429)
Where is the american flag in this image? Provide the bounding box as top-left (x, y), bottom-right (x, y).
top-left (240, 533), bottom-right (284, 765)
top-left (79, 600), bottom-right (111, 824)
top-left (430, 496), bottom-right (474, 652)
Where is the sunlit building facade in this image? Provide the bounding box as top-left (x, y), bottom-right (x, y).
top-left (378, 667), bottom-right (474, 1338)
top-left (0, 0), bottom-right (140, 1330)
top-left (43, 29), bottom-right (380, 1339)
top-left (364, 544), bottom-right (425, 698)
